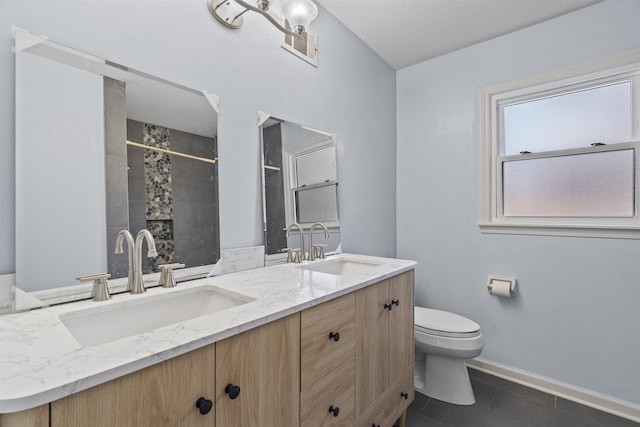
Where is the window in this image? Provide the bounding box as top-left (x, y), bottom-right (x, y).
top-left (284, 140), bottom-right (339, 228)
top-left (480, 52), bottom-right (640, 238)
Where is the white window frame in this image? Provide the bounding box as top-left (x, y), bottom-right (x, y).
top-left (480, 50), bottom-right (640, 238)
top-left (282, 139), bottom-right (339, 229)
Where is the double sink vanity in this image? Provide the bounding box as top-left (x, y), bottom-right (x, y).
top-left (6, 28), bottom-right (415, 427)
top-left (0, 253), bottom-right (416, 427)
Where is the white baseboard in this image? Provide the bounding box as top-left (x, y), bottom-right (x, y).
top-left (467, 358), bottom-right (640, 423)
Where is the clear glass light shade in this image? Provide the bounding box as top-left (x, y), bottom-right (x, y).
top-left (281, 0), bottom-right (318, 33)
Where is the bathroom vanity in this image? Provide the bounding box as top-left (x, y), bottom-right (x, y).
top-left (0, 254), bottom-right (415, 427)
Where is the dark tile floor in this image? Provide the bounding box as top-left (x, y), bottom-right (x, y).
top-left (405, 368), bottom-right (639, 427)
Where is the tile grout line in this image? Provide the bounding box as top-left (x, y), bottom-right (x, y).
top-left (487, 386), bottom-right (498, 412)
top-left (422, 396), bottom-right (432, 412)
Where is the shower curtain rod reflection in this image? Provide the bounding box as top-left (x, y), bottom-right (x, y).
top-left (126, 140), bottom-right (218, 164)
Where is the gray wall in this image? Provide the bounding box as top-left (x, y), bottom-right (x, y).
top-left (0, 0), bottom-right (397, 276)
top-left (105, 77), bottom-right (129, 280)
top-left (397, 0), bottom-right (640, 404)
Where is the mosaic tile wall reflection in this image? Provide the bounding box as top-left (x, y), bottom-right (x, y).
top-left (144, 124), bottom-right (173, 220)
top-left (146, 220), bottom-right (174, 271)
top-left (127, 119), bottom-right (219, 275)
top-left (143, 124), bottom-right (174, 267)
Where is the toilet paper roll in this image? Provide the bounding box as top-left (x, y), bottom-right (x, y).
top-left (487, 278), bottom-right (516, 297)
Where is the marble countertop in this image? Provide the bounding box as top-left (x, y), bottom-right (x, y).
top-left (0, 253), bottom-right (415, 413)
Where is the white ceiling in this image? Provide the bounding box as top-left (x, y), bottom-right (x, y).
top-left (315, 0), bottom-right (604, 70)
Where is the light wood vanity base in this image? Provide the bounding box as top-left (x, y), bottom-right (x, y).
top-left (0, 269), bottom-right (415, 427)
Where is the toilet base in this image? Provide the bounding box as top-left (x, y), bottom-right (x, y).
top-left (414, 354), bottom-right (476, 405)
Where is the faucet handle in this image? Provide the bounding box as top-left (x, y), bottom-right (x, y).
top-left (313, 244), bottom-right (326, 259)
top-left (158, 263), bottom-right (185, 288)
top-left (280, 248), bottom-right (294, 263)
top-left (77, 273), bottom-right (112, 302)
top-left (281, 248), bottom-right (304, 263)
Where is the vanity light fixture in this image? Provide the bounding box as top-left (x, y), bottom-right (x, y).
top-left (208, 0), bottom-right (318, 37)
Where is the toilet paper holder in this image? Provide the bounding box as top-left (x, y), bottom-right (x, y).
top-left (487, 276), bottom-right (516, 297)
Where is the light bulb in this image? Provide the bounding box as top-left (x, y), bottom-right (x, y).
top-left (281, 0), bottom-right (318, 34)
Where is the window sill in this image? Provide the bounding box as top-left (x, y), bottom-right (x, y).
top-left (478, 222), bottom-right (640, 239)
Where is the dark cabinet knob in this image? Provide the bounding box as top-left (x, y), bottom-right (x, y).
top-left (195, 397), bottom-right (213, 415)
top-left (225, 383), bottom-right (241, 400)
top-left (328, 405), bottom-right (340, 417)
top-left (401, 391), bottom-right (409, 400)
top-left (392, 299), bottom-right (400, 306)
top-left (329, 331), bottom-right (340, 342)
top-left (371, 424), bottom-right (380, 427)
top-left (384, 303), bottom-right (393, 311)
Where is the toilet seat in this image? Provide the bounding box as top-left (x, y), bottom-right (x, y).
top-left (415, 307), bottom-right (481, 338)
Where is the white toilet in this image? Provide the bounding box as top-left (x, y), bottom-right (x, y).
top-left (414, 306), bottom-right (484, 405)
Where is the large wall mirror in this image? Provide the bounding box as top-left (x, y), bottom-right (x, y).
top-left (14, 30), bottom-right (220, 310)
top-left (259, 113), bottom-right (341, 262)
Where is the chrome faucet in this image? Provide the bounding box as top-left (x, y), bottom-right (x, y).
top-left (308, 222), bottom-right (329, 261)
top-left (114, 230), bottom-right (135, 292)
top-left (285, 223), bottom-right (306, 262)
top-left (131, 229), bottom-right (158, 294)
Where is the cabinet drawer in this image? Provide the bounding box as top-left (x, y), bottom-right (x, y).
top-left (300, 357), bottom-right (355, 427)
top-left (386, 365), bottom-right (414, 425)
top-left (301, 293), bottom-right (355, 390)
top-left (356, 365), bottom-right (414, 427)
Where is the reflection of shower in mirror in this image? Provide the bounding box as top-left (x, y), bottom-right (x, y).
top-left (13, 29), bottom-right (220, 311)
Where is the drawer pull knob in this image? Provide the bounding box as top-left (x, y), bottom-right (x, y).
top-left (195, 397), bottom-right (213, 415)
top-left (384, 303), bottom-right (393, 311)
top-left (392, 299), bottom-right (400, 306)
top-left (328, 405), bottom-right (340, 417)
top-left (329, 331), bottom-right (340, 342)
top-left (401, 391), bottom-right (409, 400)
top-left (225, 383), bottom-right (241, 400)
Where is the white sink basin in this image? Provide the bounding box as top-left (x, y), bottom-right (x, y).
top-left (299, 259), bottom-right (383, 276)
top-left (60, 285), bottom-right (255, 347)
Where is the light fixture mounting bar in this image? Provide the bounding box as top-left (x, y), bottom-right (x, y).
top-left (208, 0), bottom-right (302, 38)
top-left (208, 0), bottom-right (245, 29)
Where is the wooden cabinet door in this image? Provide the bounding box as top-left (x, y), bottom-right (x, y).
top-left (389, 270), bottom-right (414, 383)
top-left (215, 313), bottom-right (300, 427)
top-left (50, 344), bottom-right (215, 427)
top-left (355, 279), bottom-right (390, 416)
top-left (0, 405), bottom-right (48, 427)
top-left (355, 365), bottom-right (414, 427)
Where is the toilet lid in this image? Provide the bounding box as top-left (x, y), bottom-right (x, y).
top-left (414, 307), bottom-right (480, 334)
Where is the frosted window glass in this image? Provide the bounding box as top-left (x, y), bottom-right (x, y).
top-left (503, 150), bottom-right (634, 217)
top-left (296, 184), bottom-right (339, 223)
top-left (295, 146), bottom-right (337, 186)
top-left (504, 82), bottom-right (632, 155)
